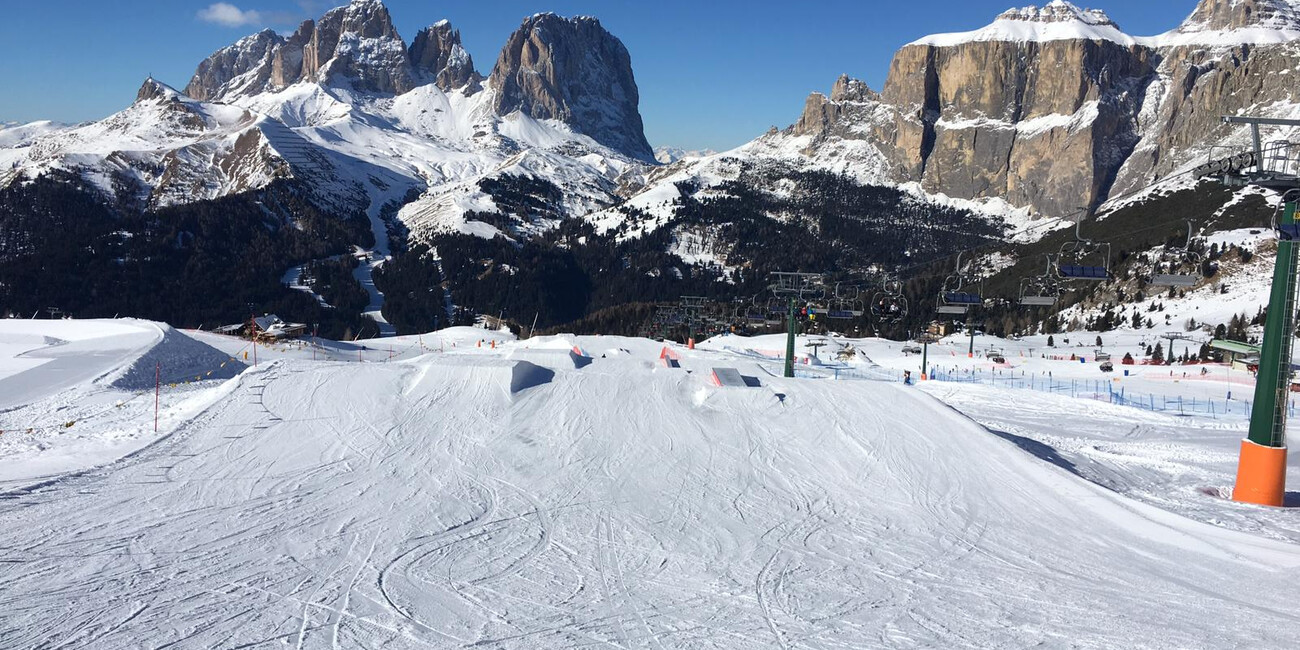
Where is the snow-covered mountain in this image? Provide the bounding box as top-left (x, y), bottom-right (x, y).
top-left (653, 146), bottom-right (718, 164)
top-left (0, 0), bottom-right (654, 243)
top-left (614, 0), bottom-right (1300, 229)
top-left (6, 0), bottom-right (1299, 339)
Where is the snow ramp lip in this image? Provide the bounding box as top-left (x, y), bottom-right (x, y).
top-left (109, 323), bottom-right (245, 391)
top-left (507, 347), bottom-right (591, 370)
top-left (510, 361), bottom-right (555, 394)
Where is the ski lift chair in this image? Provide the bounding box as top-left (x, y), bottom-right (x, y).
top-left (936, 298), bottom-right (969, 316)
top-left (1272, 189), bottom-right (1300, 240)
top-left (1057, 214), bottom-right (1111, 281)
top-left (870, 276), bottom-right (908, 322)
top-left (827, 283), bottom-right (862, 320)
top-left (939, 252), bottom-right (985, 306)
top-left (1149, 220), bottom-right (1203, 288)
top-left (745, 295), bottom-right (767, 323)
top-left (1020, 256), bottom-right (1061, 306)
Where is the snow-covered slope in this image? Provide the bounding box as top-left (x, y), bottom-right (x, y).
top-left (653, 146), bottom-right (718, 164)
top-left (0, 80), bottom-right (294, 207)
top-left (913, 0), bottom-right (1300, 48)
top-left (0, 319), bottom-right (243, 483)
top-left (912, 0), bottom-right (1135, 46)
top-left (3, 323), bottom-right (1300, 647)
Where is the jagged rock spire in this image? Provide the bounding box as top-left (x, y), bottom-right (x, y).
top-left (488, 13), bottom-right (654, 162)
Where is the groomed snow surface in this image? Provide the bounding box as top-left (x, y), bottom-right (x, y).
top-left (3, 320), bottom-right (1300, 648)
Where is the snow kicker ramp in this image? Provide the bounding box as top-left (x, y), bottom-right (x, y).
top-left (0, 319), bottom-right (240, 410)
top-left (2, 354), bottom-right (1299, 648)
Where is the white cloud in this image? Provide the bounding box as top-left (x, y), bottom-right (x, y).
top-left (198, 3), bottom-right (264, 28)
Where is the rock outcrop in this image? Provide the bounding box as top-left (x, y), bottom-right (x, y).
top-left (180, 3), bottom-right (657, 163)
top-left (184, 30), bottom-right (282, 101)
top-left (488, 13), bottom-right (655, 162)
top-left (1111, 0), bottom-right (1300, 194)
top-left (185, 0), bottom-right (420, 99)
top-left (300, 0), bottom-right (414, 94)
top-left (779, 0), bottom-right (1300, 217)
top-left (409, 21), bottom-right (481, 91)
top-left (1178, 0), bottom-right (1300, 33)
top-left (883, 27), bottom-right (1155, 216)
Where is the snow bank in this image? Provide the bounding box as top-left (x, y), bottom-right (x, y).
top-left (109, 323), bottom-right (245, 391)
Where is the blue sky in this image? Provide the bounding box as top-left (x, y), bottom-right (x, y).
top-left (0, 0), bottom-right (1199, 151)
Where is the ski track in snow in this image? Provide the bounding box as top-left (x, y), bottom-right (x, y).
top-left (3, 335), bottom-right (1300, 648)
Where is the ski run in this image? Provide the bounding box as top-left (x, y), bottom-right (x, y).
top-left (2, 319), bottom-right (1300, 648)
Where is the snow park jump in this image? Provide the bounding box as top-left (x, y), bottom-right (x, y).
top-left (5, 315), bottom-right (1300, 647)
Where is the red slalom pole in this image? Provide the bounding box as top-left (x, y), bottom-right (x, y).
top-left (154, 362), bottom-right (160, 433)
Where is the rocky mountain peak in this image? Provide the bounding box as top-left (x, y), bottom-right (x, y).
top-left (302, 0), bottom-right (412, 94)
top-left (994, 1), bottom-right (1118, 28)
top-left (409, 21), bottom-right (481, 92)
top-left (185, 0), bottom-right (417, 100)
top-left (910, 0), bottom-right (1130, 46)
top-left (1177, 0), bottom-right (1300, 33)
top-left (790, 76), bottom-right (883, 139)
top-left (488, 13), bottom-right (655, 162)
top-left (322, 0), bottom-right (401, 41)
top-left (830, 75), bottom-right (877, 103)
top-left (137, 77), bottom-right (181, 103)
top-left (184, 29), bottom-right (283, 101)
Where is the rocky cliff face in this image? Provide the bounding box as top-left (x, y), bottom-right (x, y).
top-left (1179, 0), bottom-right (1300, 32)
top-left (409, 21), bottom-right (481, 91)
top-left (181, 3), bottom-right (654, 162)
top-left (488, 14), bottom-right (655, 162)
top-left (1110, 0), bottom-right (1300, 194)
top-left (781, 0), bottom-right (1300, 218)
top-left (883, 33), bottom-right (1155, 216)
top-left (185, 0), bottom-right (420, 99)
top-left (185, 30), bottom-right (282, 101)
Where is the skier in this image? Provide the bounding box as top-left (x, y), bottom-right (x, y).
top-left (903, 370), bottom-right (913, 386)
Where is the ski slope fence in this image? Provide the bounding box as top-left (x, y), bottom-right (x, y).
top-left (924, 368), bottom-right (1283, 420)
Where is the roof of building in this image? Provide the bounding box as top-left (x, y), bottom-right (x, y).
top-left (1209, 340), bottom-right (1260, 355)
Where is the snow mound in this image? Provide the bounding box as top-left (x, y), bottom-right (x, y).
top-left (109, 324), bottom-right (244, 391)
top-left (508, 346), bottom-right (592, 370)
top-left (509, 360), bottom-right (556, 393)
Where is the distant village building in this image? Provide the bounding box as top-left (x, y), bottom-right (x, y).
top-left (1209, 340), bottom-right (1260, 373)
top-left (215, 314), bottom-right (307, 341)
top-left (927, 321), bottom-right (953, 338)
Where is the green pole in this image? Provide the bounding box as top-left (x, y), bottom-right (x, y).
top-left (1247, 201), bottom-right (1299, 448)
top-left (922, 339), bottom-right (929, 378)
top-left (785, 297), bottom-right (797, 378)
